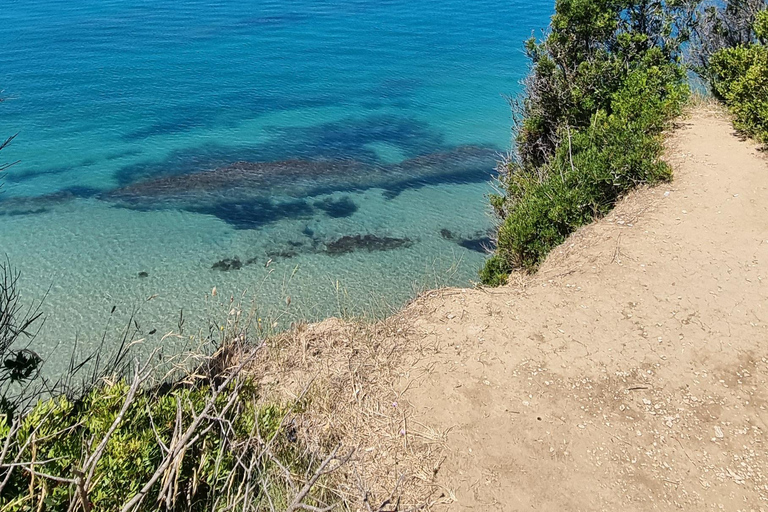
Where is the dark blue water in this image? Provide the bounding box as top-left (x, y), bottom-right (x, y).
top-left (0, 0), bottom-right (552, 357)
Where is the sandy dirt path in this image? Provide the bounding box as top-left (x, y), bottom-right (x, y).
top-left (401, 107), bottom-right (768, 510)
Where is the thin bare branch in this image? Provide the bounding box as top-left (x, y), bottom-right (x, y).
top-left (286, 444), bottom-right (354, 512)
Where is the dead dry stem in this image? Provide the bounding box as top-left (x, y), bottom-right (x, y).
top-left (239, 311), bottom-right (451, 511)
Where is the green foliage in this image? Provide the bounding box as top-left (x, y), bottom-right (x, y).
top-left (479, 254), bottom-right (511, 287)
top-left (755, 9), bottom-right (768, 41)
top-left (709, 9), bottom-right (768, 143)
top-left (513, 0), bottom-right (694, 169)
top-left (0, 378), bottom-right (314, 511)
top-left (483, 0), bottom-right (690, 285)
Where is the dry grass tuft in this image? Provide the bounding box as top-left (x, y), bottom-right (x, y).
top-left (238, 312), bottom-right (451, 511)
top-left (686, 92), bottom-right (728, 118)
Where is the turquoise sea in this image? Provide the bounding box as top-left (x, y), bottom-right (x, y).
top-left (0, 1), bottom-right (551, 365)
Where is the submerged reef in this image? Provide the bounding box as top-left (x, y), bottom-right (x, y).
top-left (440, 228), bottom-right (495, 254)
top-left (459, 236), bottom-right (493, 253)
top-left (313, 197), bottom-right (358, 218)
top-left (439, 229), bottom-right (456, 240)
top-left (2, 145), bottom-right (496, 236)
top-left (324, 235), bottom-right (414, 255)
top-left (103, 146), bottom-right (496, 230)
top-left (0, 187), bottom-right (102, 217)
top-left (211, 233), bottom-right (417, 270)
top-left (211, 258), bottom-right (244, 271)
top-left (112, 115), bottom-right (444, 186)
top-left (195, 198), bottom-right (316, 230)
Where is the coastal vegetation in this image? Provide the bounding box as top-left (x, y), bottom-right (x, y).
top-left (0, 343), bottom-right (343, 511)
top-left (482, 0), bottom-right (694, 284)
top-left (707, 7), bottom-right (768, 142)
top-left (0, 260), bottom-right (44, 415)
top-left (482, 0), bottom-right (768, 285)
top-left (0, 297), bottom-right (438, 511)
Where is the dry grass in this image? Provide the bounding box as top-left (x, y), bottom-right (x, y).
top-left (685, 92), bottom-right (729, 118)
top-left (234, 311), bottom-right (451, 511)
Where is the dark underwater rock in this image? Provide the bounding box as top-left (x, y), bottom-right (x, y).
top-left (106, 146), bottom-right (496, 207)
top-left (0, 206), bottom-right (50, 217)
top-left (0, 187), bottom-right (97, 217)
top-left (324, 235), bottom-right (414, 256)
top-left (193, 199), bottom-right (315, 230)
top-left (138, 271), bottom-right (150, 278)
top-left (266, 248), bottom-right (299, 259)
top-left (459, 237), bottom-right (493, 253)
top-left (439, 228), bottom-right (495, 253)
top-left (107, 159), bottom-right (366, 201)
top-left (313, 196), bottom-right (358, 218)
top-left (212, 258), bottom-right (243, 271)
top-left (440, 228), bottom-right (456, 240)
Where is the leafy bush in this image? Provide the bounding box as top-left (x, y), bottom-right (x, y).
top-left (0, 358), bottom-right (341, 512)
top-left (511, 0), bottom-right (695, 170)
top-left (483, 0), bottom-right (691, 284)
top-left (709, 9), bottom-right (768, 143)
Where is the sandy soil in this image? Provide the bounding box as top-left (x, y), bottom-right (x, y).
top-left (396, 106), bottom-right (768, 510)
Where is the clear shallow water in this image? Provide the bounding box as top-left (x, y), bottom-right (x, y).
top-left (0, 0), bottom-right (551, 366)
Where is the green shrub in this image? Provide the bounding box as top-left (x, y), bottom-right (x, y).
top-left (492, 66), bottom-right (683, 271)
top-left (479, 254), bottom-right (512, 287)
top-left (756, 8), bottom-right (768, 41)
top-left (482, 1), bottom-right (690, 285)
top-left (0, 374), bottom-right (329, 511)
top-left (709, 9), bottom-right (768, 143)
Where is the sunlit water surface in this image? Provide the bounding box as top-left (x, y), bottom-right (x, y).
top-left (0, 0), bottom-right (552, 369)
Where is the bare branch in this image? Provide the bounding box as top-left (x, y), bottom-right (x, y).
top-left (119, 344), bottom-right (264, 512)
top-left (286, 444), bottom-right (354, 512)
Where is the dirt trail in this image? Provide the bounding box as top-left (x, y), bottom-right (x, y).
top-left (399, 107), bottom-right (768, 510)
